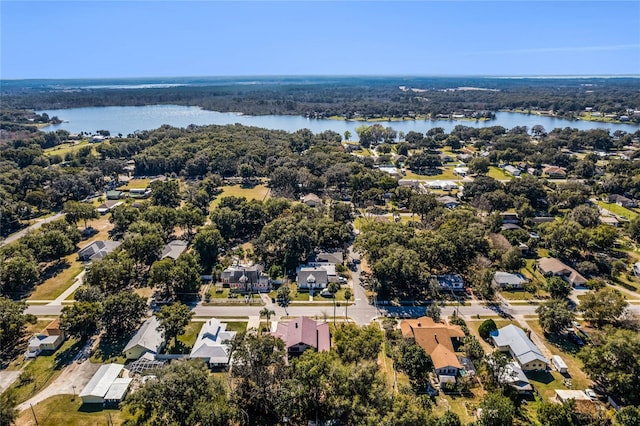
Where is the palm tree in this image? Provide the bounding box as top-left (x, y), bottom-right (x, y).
top-left (259, 307), bottom-right (275, 332)
top-left (260, 307), bottom-right (275, 322)
top-left (344, 289), bottom-right (352, 321)
top-left (328, 282), bottom-right (340, 326)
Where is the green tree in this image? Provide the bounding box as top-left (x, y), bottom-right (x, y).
top-left (398, 342), bottom-right (433, 390)
top-left (124, 359), bottom-right (232, 426)
top-left (478, 391), bottom-right (515, 426)
top-left (501, 247), bottom-right (524, 272)
top-left (177, 205), bottom-right (205, 238)
top-left (382, 393), bottom-right (432, 426)
top-left (0, 390), bottom-right (18, 426)
top-left (101, 291), bottom-right (147, 339)
top-left (468, 157), bottom-right (490, 174)
top-left (578, 328), bottom-right (640, 405)
top-left (150, 179), bottom-right (181, 208)
top-left (123, 232), bottom-right (164, 267)
top-left (60, 301), bottom-right (103, 340)
top-left (328, 281), bottom-right (340, 325)
top-left (478, 318), bottom-right (497, 339)
top-left (276, 284), bottom-right (291, 308)
top-left (192, 226), bottom-right (225, 271)
top-left (436, 410), bottom-right (462, 426)
top-left (615, 406), bottom-right (640, 426)
top-left (84, 251), bottom-right (136, 295)
top-left (333, 323), bottom-right (383, 363)
top-left (579, 287), bottom-right (628, 327)
top-left (463, 334), bottom-right (485, 361)
top-left (628, 217), bottom-right (640, 244)
top-left (545, 276), bottom-right (572, 299)
top-left (156, 302), bottom-right (193, 347)
top-left (0, 255), bottom-right (40, 295)
top-left (63, 200), bottom-right (98, 229)
top-left (344, 288), bottom-right (352, 319)
top-left (536, 299), bottom-right (575, 334)
top-left (0, 297), bottom-right (36, 356)
top-left (259, 307), bottom-right (275, 323)
top-left (426, 303), bottom-right (441, 323)
top-left (229, 331), bottom-right (287, 425)
top-left (537, 400), bottom-right (574, 426)
top-left (110, 204), bottom-right (141, 235)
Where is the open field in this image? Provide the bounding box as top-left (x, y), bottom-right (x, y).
top-left (15, 394), bottom-right (124, 426)
top-left (118, 178), bottom-right (151, 190)
top-left (210, 183), bottom-right (271, 208)
top-left (43, 141), bottom-right (97, 158)
top-left (596, 201), bottom-right (639, 220)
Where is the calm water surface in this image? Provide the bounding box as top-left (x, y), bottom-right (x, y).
top-left (39, 105), bottom-right (640, 139)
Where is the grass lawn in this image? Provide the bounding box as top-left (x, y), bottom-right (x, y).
top-left (525, 321), bottom-right (590, 394)
top-left (269, 283), bottom-right (312, 302)
top-left (90, 334), bottom-right (129, 364)
top-left (43, 141), bottom-right (94, 158)
top-left (223, 321), bottom-right (248, 333)
top-left (487, 166), bottom-right (512, 181)
top-left (29, 259), bottom-right (83, 301)
top-left (118, 178), bottom-right (151, 190)
top-left (6, 338), bottom-right (81, 404)
top-left (596, 201), bottom-right (639, 220)
top-left (499, 289), bottom-right (542, 301)
top-left (432, 387), bottom-right (486, 425)
top-left (404, 166), bottom-right (462, 181)
top-left (14, 394), bottom-right (124, 426)
top-left (210, 184), bottom-right (270, 209)
top-left (164, 321), bottom-right (205, 354)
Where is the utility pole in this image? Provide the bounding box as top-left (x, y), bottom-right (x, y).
top-left (30, 404), bottom-right (39, 425)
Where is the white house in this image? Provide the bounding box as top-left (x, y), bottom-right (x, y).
top-left (25, 319), bottom-right (65, 358)
top-left (491, 324), bottom-right (548, 371)
top-left (297, 266), bottom-right (329, 291)
top-left (493, 272), bottom-right (528, 290)
top-left (123, 316), bottom-right (165, 360)
top-left (504, 165), bottom-right (521, 176)
top-left (189, 318), bottom-right (236, 368)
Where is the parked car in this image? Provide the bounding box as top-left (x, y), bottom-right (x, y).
top-left (585, 388), bottom-right (597, 399)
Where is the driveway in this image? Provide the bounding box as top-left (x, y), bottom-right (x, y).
top-left (17, 360), bottom-right (101, 412)
top-left (0, 370), bottom-right (21, 393)
top-left (1, 213), bottom-right (65, 247)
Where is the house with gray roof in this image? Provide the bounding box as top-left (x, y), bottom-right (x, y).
top-left (297, 266), bottom-right (329, 291)
top-left (220, 264), bottom-right (270, 293)
top-left (537, 257), bottom-right (586, 287)
top-left (161, 240), bottom-right (188, 260)
top-left (189, 318), bottom-right (236, 368)
top-left (493, 271), bottom-right (528, 290)
top-left (123, 316), bottom-right (165, 360)
top-left (491, 324), bottom-right (548, 371)
top-left (78, 240), bottom-right (122, 262)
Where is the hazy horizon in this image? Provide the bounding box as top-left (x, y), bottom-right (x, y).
top-left (2, 1), bottom-right (639, 79)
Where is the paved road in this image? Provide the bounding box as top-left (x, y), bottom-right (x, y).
top-left (1, 213), bottom-right (65, 247)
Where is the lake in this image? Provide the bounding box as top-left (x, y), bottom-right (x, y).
top-left (38, 105), bottom-right (640, 139)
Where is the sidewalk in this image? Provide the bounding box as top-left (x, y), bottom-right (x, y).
top-left (47, 271), bottom-right (86, 306)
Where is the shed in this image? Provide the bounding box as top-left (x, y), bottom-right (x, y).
top-left (103, 377), bottom-right (133, 405)
top-left (80, 363), bottom-right (124, 404)
top-left (555, 389), bottom-right (591, 403)
top-left (551, 355), bottom-right (568, 374)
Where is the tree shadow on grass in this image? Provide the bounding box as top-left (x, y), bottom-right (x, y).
top-left (542, 331), bottom-right (580, 355)
top-left (92, 335), bottom-right (130, 362)
top-left (525, 370), bottom-right (555, 385)
top-left (53, 339), bottom-right (84, 369)
top-left (40, 259), bottom-right (71, 281)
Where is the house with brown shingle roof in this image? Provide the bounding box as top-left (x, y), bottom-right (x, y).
top-left (537, 257), bottom-right (587, 287)
top-left (272, 316), bottom-right (330, 356)
top-left (400, 317), bottom-right (465, 380)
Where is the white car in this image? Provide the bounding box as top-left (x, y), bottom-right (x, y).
top-left (585, 388), bottom-right (597, 399)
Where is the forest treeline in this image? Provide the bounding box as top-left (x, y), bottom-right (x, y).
top-left (2, 77), bottom-right (640, 120)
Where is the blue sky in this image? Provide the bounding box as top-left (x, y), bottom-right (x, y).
top-left (2, 1), bottom-right (639, 79)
